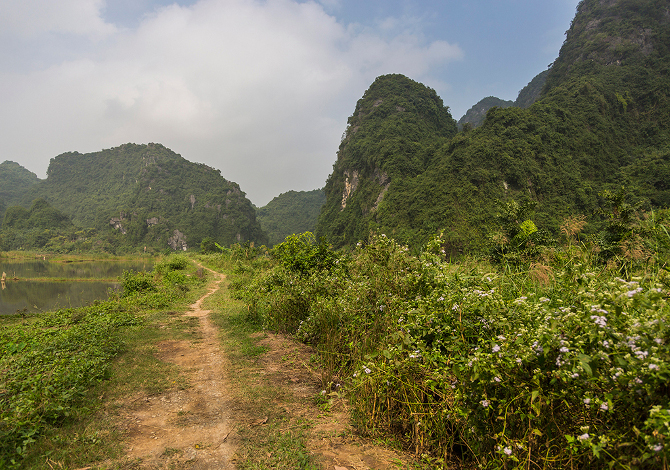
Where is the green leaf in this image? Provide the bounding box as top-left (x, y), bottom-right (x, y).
top-left (531, 390), bottom-right (540, 403)
top-left (578, 353), bottom-right (593, 377)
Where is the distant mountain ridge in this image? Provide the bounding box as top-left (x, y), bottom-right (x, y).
top-left (256, 189), bottom-right (326, 246)
top-left (457, 96), bottom-right (515, 129)
top-left (458, 70), bottom-right (549, 128)
top-left (9, 143), bottom-right (267, 250)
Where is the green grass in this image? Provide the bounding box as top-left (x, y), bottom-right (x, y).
top-left (204, 279), bottom-right (320, 470)
top-left (0, 256), bottom-right (208, 469)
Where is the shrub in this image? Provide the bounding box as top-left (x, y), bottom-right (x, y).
top-left (120, 270), bottom-right (156, 297)
top-left (271, 232), bottom-right (338, 275)
top-left (236, 230), bottom-right (670, 468)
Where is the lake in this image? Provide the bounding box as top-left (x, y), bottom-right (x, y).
top-left (0, 259), bottom-right (153, 315)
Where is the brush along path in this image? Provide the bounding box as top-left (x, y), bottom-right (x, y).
top-left (120, 268), bottom-right (236, 469)
top-left (113, 264), bottom-right (417, 469)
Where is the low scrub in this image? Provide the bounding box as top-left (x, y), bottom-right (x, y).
top-left (230, 230), bottom-right (670, 469)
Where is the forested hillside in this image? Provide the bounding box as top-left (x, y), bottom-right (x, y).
top-left (317, 0), bottom-right (670, 253)
top-left (0, 161), bottom-right (41, 221)
top-left (6, 143), bottom-right (268, 252)
top-left (256, 189), bottom-right (326, 246)
top-left (316, 74), bottom-right (459, 248)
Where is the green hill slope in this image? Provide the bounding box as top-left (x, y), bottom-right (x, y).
top-left (315, 74), bottom-right (459, 248)
top-left (0, 161), bottom-right (41, 221)
top-left (23, 143), bottom-right (268, 250)
top-left (316, 0), bottom-right (670, 253)
top-left (256, 189), bottom-right (326, 246)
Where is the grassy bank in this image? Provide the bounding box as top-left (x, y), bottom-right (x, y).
top-left (221, 229), bottom-right (670, 469)
top-left (197, 253), bottom-right (322, 470)
top-left (0, 251), bottom-right (155, 262)
top-left (0, 254), bottom-right (206, 468)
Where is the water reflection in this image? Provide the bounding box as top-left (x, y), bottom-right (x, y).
top-left (0, 259), bottom-right (152, 315)
top-left (0, 259), bottom-right (152, 279)
top-left (0, 280), bottom-right (120, 315)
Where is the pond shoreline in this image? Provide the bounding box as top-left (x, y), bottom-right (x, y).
top-left (0, 254), bottom-right (155, 315)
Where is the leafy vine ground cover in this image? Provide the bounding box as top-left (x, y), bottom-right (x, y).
top-left (232, 226), bottom-right (670, 469)
top-left (0, 254), bottom-right (204, 468)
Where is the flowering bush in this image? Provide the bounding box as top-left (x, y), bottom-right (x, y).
top-left (238, 232), bottom-right (670, 468)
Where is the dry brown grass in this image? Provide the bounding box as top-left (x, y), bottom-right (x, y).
top-left (529, 262), bottom-right (554, 286)
top-left (620, 236), bottom-right (649, 262)
top-left (560, 215), bottom-right (587, 240)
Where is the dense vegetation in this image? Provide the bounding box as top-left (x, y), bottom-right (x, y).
top-left (2, 198), bottom-right (73, 231)
top-left (228, 195), bottom-right (670, 468)
top-left (316, 0), bottom-right (670, 254)
top-left (0, 255), bottom-right (205, 468)
top-left (0, 161), bottom-right (41, 222)
top-left (0, 144), bottom-right (268, 253)
top-left (256, 189), bottom-right (326, 246)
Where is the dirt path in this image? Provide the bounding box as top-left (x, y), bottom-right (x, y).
top-left (112, 266), bottom-right (418, 470)
top-left (120, 269), bottom-right (236, 469)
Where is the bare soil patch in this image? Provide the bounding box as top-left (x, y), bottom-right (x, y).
top-left (114, 271), bottom-right (237, 469)
top-left (251, 333), bottom-right (416, 470)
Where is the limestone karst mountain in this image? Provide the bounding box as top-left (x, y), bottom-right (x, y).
top-left (4, 143), bottom-right (267, 251)
top-left (316, 0), bottom-right (670, 252)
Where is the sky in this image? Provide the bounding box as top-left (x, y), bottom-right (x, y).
top-left (0, 0), bottom-right (580, 206)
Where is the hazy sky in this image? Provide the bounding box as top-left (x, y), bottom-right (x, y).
top-left (0, 0), bottom-right (580, 206)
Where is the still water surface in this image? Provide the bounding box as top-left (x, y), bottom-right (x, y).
top-left (0, 259), bottom-right (153, 315)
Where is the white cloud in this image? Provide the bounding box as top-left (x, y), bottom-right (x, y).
top-left (0, 0), bottom-right (463, 205)
top-left (0, 0), bottom-right (116, 38)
